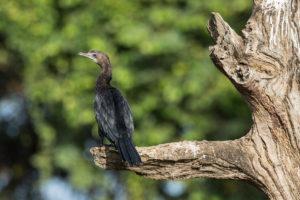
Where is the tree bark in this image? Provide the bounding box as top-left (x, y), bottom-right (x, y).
top-left (90, 0), bottom-right (300, 199)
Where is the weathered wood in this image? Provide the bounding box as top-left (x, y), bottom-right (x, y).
top-left (91, 140), bottom-right (255, 181)
top-left (90, 0), bottom-right (300, 199)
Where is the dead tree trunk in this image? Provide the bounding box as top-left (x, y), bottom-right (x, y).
top-left (90, 0), bottom-right (300, 199)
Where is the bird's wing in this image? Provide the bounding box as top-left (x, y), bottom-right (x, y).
top-left (111, 88), bottom-right (134, 138)
top-left (94, 90), bottom-right (119, 143)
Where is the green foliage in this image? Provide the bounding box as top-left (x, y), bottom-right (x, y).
top-left (0, 0), bottom-right (267, 199)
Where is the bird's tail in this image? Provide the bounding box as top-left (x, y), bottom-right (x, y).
top-left (116, 138), bottom-right (142, 166)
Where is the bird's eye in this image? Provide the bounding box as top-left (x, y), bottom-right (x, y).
top-left (93, 54), bottom-right (97, 57)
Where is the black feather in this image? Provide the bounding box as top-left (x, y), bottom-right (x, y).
top-left (117, 138), bottom-right (141, 166)
top-left (88, 50), bottom-right (141, 166)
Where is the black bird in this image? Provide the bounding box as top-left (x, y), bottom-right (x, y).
top-left (79, 50), bottom-right (141, 166)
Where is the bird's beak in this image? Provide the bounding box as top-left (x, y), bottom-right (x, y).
top-left (78, 52), bottom-right (97, 63)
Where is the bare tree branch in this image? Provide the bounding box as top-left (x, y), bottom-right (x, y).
top-left (90, 139), bottom-right (255, 181)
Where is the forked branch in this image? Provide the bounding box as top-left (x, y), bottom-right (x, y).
top-left (91, 0), bottom-right (300, 199)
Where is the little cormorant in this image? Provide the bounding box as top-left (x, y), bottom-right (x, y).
top-left (79, 50), bottom-right (141, 166)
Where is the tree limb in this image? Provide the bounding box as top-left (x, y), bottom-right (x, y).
top-left (90, 139), bottom-right (255, 181)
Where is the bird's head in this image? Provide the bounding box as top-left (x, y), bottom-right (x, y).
top-left (78, 50), bottom-right (110, 69)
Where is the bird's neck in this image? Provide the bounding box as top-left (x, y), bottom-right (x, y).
top-left (96, 61), bottom-right (112, 86)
